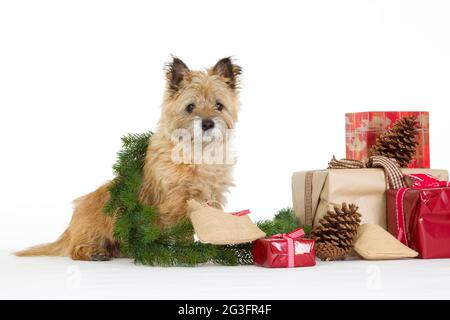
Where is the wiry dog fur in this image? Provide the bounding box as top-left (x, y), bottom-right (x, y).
top-left (15, 57), bottom-right (241, 261)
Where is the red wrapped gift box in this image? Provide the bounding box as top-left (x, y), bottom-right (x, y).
top-left (387, 173), bottom-right (450, 258)
top-left (346, 111), bottom-right (429, 168)
top-left (252, 228), bottom-right (316, 268)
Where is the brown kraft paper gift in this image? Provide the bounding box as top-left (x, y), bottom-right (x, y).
top-left (292, 168), bottom-right (448, 228)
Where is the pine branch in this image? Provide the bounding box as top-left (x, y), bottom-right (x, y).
top-left (104, 132), bottom-right (303, 266)
top-left (257, 207), bottom-right (302, 236)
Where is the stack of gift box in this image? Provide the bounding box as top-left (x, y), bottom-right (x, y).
top-left (254, 111), bottom-right (450, 268)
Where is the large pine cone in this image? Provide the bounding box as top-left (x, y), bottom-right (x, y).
top-left (370, 116), bottom-right (420, 167)
top-left (311, 203), bottom-right (362, 261)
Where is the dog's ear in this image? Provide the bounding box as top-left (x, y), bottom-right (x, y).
top-left (165, 56), bottom-right (190, 93)
top-left (211, 57), bottom-right (242, 90)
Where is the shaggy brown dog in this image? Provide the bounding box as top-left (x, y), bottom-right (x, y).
top-left (16, 57), bottom-right (241, 261)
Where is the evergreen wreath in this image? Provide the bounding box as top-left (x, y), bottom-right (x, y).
top-left (103, 132), bottom-right (302, 266)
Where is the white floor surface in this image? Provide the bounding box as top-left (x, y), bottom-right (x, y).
top-left (2, 250), bottom-right (450, 299)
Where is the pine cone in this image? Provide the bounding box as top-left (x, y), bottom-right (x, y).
top-left (369, 116), bottom-right (420, 167)
top-left (311, 203), bottom-right (362, 261)
top-left (315, 243), bottom-right (348, 261)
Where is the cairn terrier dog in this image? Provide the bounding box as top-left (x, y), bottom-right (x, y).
top-left (16, 57), bottom-right (241, 261)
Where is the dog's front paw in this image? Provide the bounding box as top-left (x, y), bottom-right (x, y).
top-left (90, 252), bottom-right (111, 261)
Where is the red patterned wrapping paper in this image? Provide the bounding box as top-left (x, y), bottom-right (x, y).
top-left (386, 174), bottom-right (450, 259)
top-left (252, 228), bottom-right (316, 268)
top-left (346, 111), bottom-right (429, 168)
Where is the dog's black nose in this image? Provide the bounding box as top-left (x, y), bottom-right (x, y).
top-left (202, 119), bottom-right (215, 131)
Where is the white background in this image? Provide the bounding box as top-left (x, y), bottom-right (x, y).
top-left (1, 0), bottom-right (450, 252)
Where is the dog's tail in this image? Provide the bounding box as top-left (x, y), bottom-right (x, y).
top-left (14, 230), bottom-right (70, 257)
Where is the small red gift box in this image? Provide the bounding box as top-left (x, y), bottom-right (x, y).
top-left (252, 228), bottom-right (316, 268)
top-left (387, 173), bottom-right (450, 259)
top-left (346, 111), bottom-right (429, 168)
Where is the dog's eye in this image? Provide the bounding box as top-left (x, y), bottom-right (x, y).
top-left (216, 102), bottom-right (224, 111)
top-left (185, 103), bottom-right (195, 113)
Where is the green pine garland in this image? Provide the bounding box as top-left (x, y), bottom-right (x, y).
top-left (104, 132), bottom-right (304, 266)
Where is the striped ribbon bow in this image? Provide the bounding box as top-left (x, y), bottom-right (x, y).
top-left (328, 155), bottom-right (407, 189)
